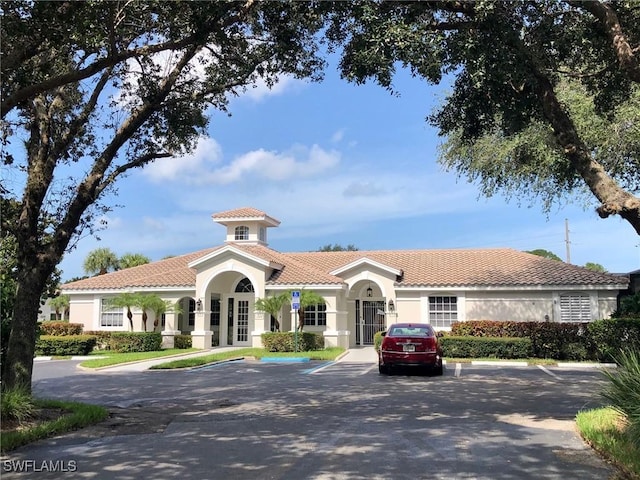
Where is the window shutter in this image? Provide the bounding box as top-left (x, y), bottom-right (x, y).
top-left (559, 294), bottom-right (591, 322)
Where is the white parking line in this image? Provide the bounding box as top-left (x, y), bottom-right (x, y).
top-left (360, 364), bottom-right (376, 375)
top-left (537, 364), bottom-right (562, 380)
top-left (455, 363), bottom-right (462, 377)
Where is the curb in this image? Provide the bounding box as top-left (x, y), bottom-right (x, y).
top-left (471, 361), bottom-right (529, 367)
top-left (261, 357), bottom-right (311, 363)
top-left (556, 362), bottom-right (617, 369)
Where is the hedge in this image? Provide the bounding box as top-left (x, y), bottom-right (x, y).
top-left (450, 318), bottom-right (640, 361)
top-left (35, 335), bottom-right (96, 356)
top-left (83, 331), bottom-right (113, 351)
top-left (588, 318), bottom-right (640, 362)
top-left (39, 321), bottom-right (83, 336)
top-left (261, 332), bottom-right (324, 352)
top-left (108, 332), bottom-right (162, 353)
top-left (440, 336), bottom-right (532, 359)
top-left (174, 334), bottom-right (192, 349)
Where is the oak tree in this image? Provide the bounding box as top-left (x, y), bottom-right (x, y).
top-left (1, 0), bottom-right (326, 390)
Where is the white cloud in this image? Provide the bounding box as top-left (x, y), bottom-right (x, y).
top-left (142, 137), bottom-right (223, 183)
top-left (331, 129), bottom-right (345, 143)
top-left (241, 74), bottom-right (306, 102)
top-left (198, 143), bottom-right (340, 185)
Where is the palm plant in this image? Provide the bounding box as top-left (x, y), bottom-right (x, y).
top-left (149, 298), bottom-right (182, 331)
top-left (254, 293), bottom-right (289, 332)
top-left (83, 248), bottom-right (119, 276)
top-left (48, 294), bottom-right (70, 321)
top-left (108, 292), bottom-right (140, 331)
top-left (296, 290), bottom-right (327, 332)
top-left (119, 253), bottom-right (151, 269)
top-left (134, 294), bottom-right (164, 332)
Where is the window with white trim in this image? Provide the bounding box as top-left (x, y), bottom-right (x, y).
top-left (428, 296), bottom-right (458, 328)
top-left (235, 226), bottom-right (249, 240)
top-left (559, 294), bottom-right (591, 322)
top-left (304, 304), bottom-right (326, 326)
top-left (100, 299), bottom-right (123, 327)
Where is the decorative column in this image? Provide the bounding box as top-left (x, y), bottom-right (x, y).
top-left (251, 311), bottom-right (267, 347)
top-left (191, 299), bottom-right (212, 349)
top-left (161, 312), bottom-right (181, 349)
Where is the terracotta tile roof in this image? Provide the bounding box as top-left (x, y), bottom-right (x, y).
top-left (211, 207), bottom-right (280, 225)
top-left (62, 246), bottom-right (626, 291)
top-left (62, 248), bottom-right (218, 291)
top-left (284, 248), bottom-right (627, 287)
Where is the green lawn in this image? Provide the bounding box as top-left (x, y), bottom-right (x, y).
top-left (1, 398), bottom-right (108, 453)
top-left (150, 347), bottom-right (345, 369)
top-left (79, 348), bottom-right (198, 368)
top-left (576, 407), bottom-right (640, 479)
top-left (444, 357), bottom-right (559, 365)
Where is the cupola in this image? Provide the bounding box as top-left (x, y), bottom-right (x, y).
top-left (211, 207), bottom-right (280, 246)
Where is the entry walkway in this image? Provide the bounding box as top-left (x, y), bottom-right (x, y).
top-left (87, 346), bottom-right (377, 373)
top-left (338, 346), bottom-right (377, 363)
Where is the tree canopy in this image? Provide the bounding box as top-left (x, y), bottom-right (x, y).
top-left (326, 1), bottom-right (640, 234)
top-left (1, 0), bottom-right (327, 390)
top-left (317, 243), bottom-right (360, 252)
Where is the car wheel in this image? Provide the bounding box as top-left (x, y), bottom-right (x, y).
top-left (378, 364), bottom-right (389, 374)
top-left (432, 363), bottom-right (444, 376)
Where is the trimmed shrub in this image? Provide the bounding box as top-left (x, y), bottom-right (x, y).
top-left (35, 335), bottom-right (96, 356)
top-left (450, 320), bottom-right (595, 359)
top-left (373, 331), bottom-right (385, 352)
top-left (108, 332), bottom-right (162, 353)
top-left (562, 342), bottom-right (589, 361)
top-left (174, 334), bottom-right (192, 349)
top-left (39, 321), bottom-right (83, 336)
top-left (83, 331), bottom-right (113, 351)
top-left (440, 336), bottom-right (532, 359)
top-left (588, 318), bottom-right (640, 362)
top-left (261, 332), bottom-right (324, 352)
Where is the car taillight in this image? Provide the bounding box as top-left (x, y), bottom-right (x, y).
top-left (425, 337), bottom-right (437, 353)
top-left (382, 337), bottom-right (400, 351)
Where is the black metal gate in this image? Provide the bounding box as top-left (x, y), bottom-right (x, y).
top-left (361, 300), bottom-right (386, 345)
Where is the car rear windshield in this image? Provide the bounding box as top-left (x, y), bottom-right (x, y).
top-left (388, 326), bottom-right (433, 337)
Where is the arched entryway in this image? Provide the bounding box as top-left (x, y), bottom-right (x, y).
top-left (352, 281), bottom-right (387, 345)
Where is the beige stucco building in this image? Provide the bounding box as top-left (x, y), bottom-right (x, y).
top-left (62, 207), bottom-right (628, 349)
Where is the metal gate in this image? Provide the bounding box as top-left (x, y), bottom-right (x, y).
top-left (361, 300), bottom-right (386, 345)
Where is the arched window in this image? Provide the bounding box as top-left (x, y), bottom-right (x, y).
top-left (235, 226), bottom-right (249, 240)
top-left (235, 277), bottom-right (254, 293)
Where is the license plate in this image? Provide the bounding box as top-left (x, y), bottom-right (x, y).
top-left (403, 344), bottom-right (415, 352)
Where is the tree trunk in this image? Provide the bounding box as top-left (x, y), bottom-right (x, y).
top-left (127, 309), bottom-right (133, 331)
top-left (3, 269), bottom-right (48, 393)
top-left (297, 308), bottom-right (304, 332)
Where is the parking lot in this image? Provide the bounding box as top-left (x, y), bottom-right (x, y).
top-left (4, 360), bottom-right (615, 479)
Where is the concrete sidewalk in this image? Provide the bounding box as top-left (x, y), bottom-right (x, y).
top-left (87, 346), bottom-right (377, 372)
top-left (337, 346), bottom-right (377, 363)
top-left (87, 347), bottom-right (245, 372)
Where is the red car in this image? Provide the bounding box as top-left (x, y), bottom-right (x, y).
top-left (378, 323), bottom-right (443, 375)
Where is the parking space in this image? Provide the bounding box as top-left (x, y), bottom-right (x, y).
top-left (16, 358), bottom-right (612, 480)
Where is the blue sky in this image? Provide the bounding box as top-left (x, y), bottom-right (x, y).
top-left (58, 61), bottom-right (639, 280)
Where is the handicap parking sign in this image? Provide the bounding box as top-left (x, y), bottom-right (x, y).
top-left (291, 290), bottom-right (300, 310)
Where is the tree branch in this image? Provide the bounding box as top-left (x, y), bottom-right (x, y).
top-left (568, 0), bottom-right (640, 83)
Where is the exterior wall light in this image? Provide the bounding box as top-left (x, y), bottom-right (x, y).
top-left (196, 298), bottom-right (203, 312)
top-left (388, 300), bottom-right (395, 312)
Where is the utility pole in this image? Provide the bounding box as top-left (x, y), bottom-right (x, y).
top-left (565, 218), bottom-right (571, 264)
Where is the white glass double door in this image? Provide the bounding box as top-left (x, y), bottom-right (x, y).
top-left (226, 295), bottom-right (253, 346)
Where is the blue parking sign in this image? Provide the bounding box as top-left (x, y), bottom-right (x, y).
top-left (291, 290), bottom-right (300, 310)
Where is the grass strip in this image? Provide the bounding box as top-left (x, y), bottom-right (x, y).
top-left (151, 347), bottom-right (345, 369)
top-left (79, 348), bottom-right (198, 368)
top-left (1, 399), bottom-right (108, 453)
top-left (576, 407), bottom-right (640, 479)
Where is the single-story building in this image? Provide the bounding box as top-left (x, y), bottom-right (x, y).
top-left (62, 207), bottom-right (629, 349)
